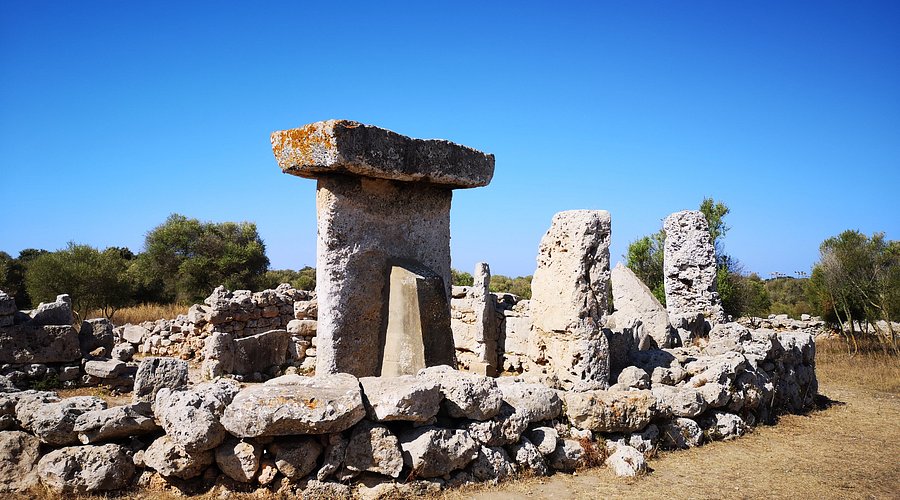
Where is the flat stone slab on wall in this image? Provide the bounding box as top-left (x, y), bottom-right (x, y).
top-left (271, 119), bottom-right (495, 188)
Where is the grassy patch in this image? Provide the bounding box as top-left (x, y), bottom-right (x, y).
top-left (85, 303), bottom-right (189, 324)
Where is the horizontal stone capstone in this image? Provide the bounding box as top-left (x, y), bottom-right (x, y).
top-left (270, 119), bottom-right (495, 188)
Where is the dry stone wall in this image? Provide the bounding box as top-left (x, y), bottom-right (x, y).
top-left (0, 326), bottom-right (818, 496)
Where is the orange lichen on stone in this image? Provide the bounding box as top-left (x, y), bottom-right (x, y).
top-left (270, 120), bottom-right (338, 171)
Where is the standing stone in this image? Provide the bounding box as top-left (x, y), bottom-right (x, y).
top-left (271, 119), bottom-right (494, 377)
top-left (663, 210), bottom-right (725, 338)
top-left (610, 263), bottom-right (676, 349)
top-left (381, 263), bottom-right (455, 376)
top-left (530, 210), bottom-right (612, 391)
top-left (450, 262), bottom-right (497, 375)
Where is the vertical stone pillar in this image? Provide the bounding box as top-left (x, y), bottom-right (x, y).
top-left (529, 210), bottom-right (611, 391)
top-left (271, 120), bottom-right (494, 377)
top-left (663, 210), bottom-right (725, 340)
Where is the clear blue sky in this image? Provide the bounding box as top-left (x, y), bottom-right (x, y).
top-left (2, 1), bottom-right (898, 278)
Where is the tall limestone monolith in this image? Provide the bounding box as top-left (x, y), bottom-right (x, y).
top-left (663, 210), bottom-right (725, 340)
top-left (271, 120), bottom-right (494, 377)
top-left (529, 210), bottom-right (611, 391)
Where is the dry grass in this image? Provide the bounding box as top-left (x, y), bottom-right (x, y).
top-left (84, 303), bottom-right (189, 325)
top-left (816, 337), bottom-right (900, 393)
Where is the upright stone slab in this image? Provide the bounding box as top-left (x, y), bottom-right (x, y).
top-left (271, 120), bottom-right (494, 377)
top-left (382, 263), bottom-right (455, 376)
top-left (663, 210), bottom-right (725, 339)
top-left (610, 263), bottom-right (676, 349)
top-left (450, 262), bottom-right (497, 375)
top-left (529, 210), bottom-right (611, 391)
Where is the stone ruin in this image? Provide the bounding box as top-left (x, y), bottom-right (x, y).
top-left (271, 119), bottom-right (494, 377)
top-left (0, 120), bottom-right (822, 497)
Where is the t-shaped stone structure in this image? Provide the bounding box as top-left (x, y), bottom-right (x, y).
top-left (271, 120), bottom-right (495, 377)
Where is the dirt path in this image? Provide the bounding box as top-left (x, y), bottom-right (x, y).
top-left (448, 380), bottom-right (900, 500)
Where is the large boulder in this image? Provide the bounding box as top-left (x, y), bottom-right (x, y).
top-left (143, 435), bottom-right (214, 479)
top-left (270, 437), bottom-right (323, 480)
top-left (610, 263), bottom-right (676, 348)
top-left (154, 379), bottom-right (239, 452)
top-left (74, 403), bottom-right (158, 443)
top-left (37, 444), bottom-right (134, 494)
top-left (344, 421), bottom-right (404, 478)
top-left (84, 359), bottom-right (128, 379)
top-left (496, 378), bottom-right (563, 423)
top-left (29, 294), bottom-right (73, 326)
top-left (17, 396), bottom-right (107, 445)
top-left (132, 357), bottom-right (189, 403)
top-left (231, 329), bottom-right (290, 375)
top-left (659, 418), bottom-right (703, 449)
top-left (215, 437), bottom-right (262, 483)
top-left (222, 373), bottom-right (365, 437)
top-left (470, 445), bottom-right (515, 482)
top-left (359, 375), bottom-right (442, 423)
top-left (417, 365), bottom-right (503, 420)
top-left (564, 390), bottom-right (656, 433)
top-left (607, 444), bottom-right (647, 477)
top-left (651, 385), bottom-right (707, 418)
top-left (398, 426), bottom-right (479, 478)
top-left (529, 210), bottom-right (611, 391)
top-left (120, 324), bottom-right (149, 344)
top-left (79, 318), bottom-right (116, 356)
top-left (0, 324), bottom-right (81, 363)
top-left (0, 431), bottom-right (41, 492)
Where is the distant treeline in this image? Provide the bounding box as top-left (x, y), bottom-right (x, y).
top-left (0, 213), bottom-right (315, 320)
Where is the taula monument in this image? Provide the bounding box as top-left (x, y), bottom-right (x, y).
top-left (0, 119), bottom-right (821, 496)
top-left (270, 119), bottom-right (495, 377)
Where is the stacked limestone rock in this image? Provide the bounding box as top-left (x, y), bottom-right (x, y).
top-left (110, 284), bottom-right (318, 368)
top-left (0, 326), bottom-right (817, 496)
top-left (0, 293), bottom-right (136, 390)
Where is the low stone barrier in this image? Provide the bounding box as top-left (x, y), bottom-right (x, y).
top-left (0, 327), bottom-right (817, 496)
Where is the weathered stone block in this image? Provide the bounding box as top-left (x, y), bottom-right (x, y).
top-left (530, 210), bottom-right (611, 391)
top-left (663, 210), bottom-right (725, 335)
top-left (231, 329), bottom-right (290, 375)
top-left (611, 263), bottom-right (676, 348)
top-left (221, 373), bottom-right (365, 437)
top-left (0, 324), bottom-right (81, 364)
top-left (381, 263), bottom-right (455, 376)
top-left (271, 119), bottom-right (495, 188)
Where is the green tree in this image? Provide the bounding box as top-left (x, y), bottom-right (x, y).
top-left (490, 274), bottom-right (532, 299)
top-left (24, 243), bottom-right (133, 319)
top-left (451, 269), bottom-right (474, 286)
top-left (699, 197), bottom-right (730, 251)
top-left (625, 230), bottom-right (666, 304)
top-left (261, 266), bottom-right (316, 291)
top-left (808, 230), bottom-right (898, 353)
top-left (136, 214), bottom-right (270, 303)
top-left (0, 249), bottom-right (48, 309)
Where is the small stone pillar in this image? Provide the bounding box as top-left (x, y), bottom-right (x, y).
top-left (450, 262), bottom-right (497, 376)
top-left (271, 120), bottom-right (494, 377)
top-left (529, 210), bottom-right (611, 391)
top-left (663, 210), bottom-right (725, 340)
